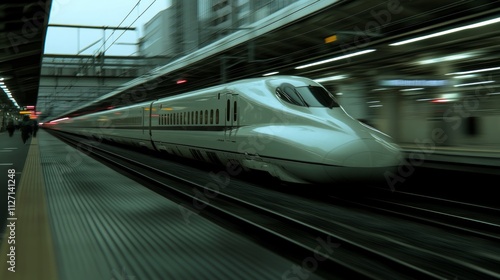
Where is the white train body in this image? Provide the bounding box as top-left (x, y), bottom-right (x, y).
top-left (48, 76), bottom-right (402, 184)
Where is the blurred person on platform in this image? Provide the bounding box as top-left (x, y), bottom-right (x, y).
top-left (32, 119), bottom-right (39, 137)
top-left (6, 119), bottom-right (15, 137)
top-left (20, 115), bottom-right (33, 144)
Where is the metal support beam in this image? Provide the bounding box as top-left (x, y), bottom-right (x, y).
top-left (48, 24), bottom-right (136, 31)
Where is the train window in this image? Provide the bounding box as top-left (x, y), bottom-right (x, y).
top-left (295, 86), bottom-right (340, 108)
top-left (276, 83), bottom-right (339, 108)
top-left (233, 101), bottom-right (237, 122)
top-left (216, 109), bottom-right (219, 124)
top-left (226, 100), bottom-right (230, 121)
top-left (205, 110), bottom-right (208, 124)
top-left (196, 111), bottom-right (198, 124)
top-left (276, 83), bottom-right (305, 106)
top-left (210, 109), bottom-right (214, 124)
top-left (191, 112), bottom-right (194, 125)
top-left (200, 110), bottom-right (203, 124)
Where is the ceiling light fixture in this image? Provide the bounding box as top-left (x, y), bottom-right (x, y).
top-left (0, 78), bottom-right (20, 109)
top-left (417, 52), bottom-right (476, 65)
top-left (295, 49), bottom-right (376, 69)
top-left (262, 71), bottom-right (279, 76)
top-left (400, 88), bottom-right (424, 92)
top-left (313, 75), bottom-right (347, 83)
top-left (454, 81), bottom-right (494, 87)
top-left (446, 66), bottom-right (500, 75)
top-left (390, 16), bottom-right (500, 46)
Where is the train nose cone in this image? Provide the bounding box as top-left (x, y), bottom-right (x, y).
top-left (321, 139), bottom-right (402, 183)
top-left (323, 139), bottom-right (401, 167)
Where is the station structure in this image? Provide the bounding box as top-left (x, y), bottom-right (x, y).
top-left (1, 1), bottom-right (500, 279)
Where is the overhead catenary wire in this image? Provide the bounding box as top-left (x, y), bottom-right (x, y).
top-left (47, 0), bottom-right (157, 99)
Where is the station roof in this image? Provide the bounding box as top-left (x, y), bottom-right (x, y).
top-left (0, 0), bottom-right (52, 109)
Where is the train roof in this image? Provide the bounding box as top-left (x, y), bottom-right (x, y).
top-left (227, 75), bottom-right (319, 87)
top-left (67, 75), bottom-right (324, 118)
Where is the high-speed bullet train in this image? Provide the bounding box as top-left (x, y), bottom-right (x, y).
top-left (47, 75), bottom-right (402, 184)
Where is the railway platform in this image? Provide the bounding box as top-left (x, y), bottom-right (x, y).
top-left (0, 129), bottom-right (316, 280)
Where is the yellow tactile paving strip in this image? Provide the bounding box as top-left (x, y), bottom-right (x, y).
top-left (0, 137), bottom-right (58, 280)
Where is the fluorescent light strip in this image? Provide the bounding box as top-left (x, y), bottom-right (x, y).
top-left (400, 88), bottom-right (424, 92)
top-left (262, 71), bottom-right (279, 76)
top-left (418, 53), bottom-right (476, 65)
top-left (454, 81), bottom-right (494, 87)
top-left (390, 16), bottom-right (500, 46)
top-left (0, 77), bottom-right (20, 108)
top-left (295, 49), bottom-right (376, 69)
top-left (313, 75), bottom-right (347, 83)
top-left (447, 66), bottom-right (500, 75)
top-left (453, 74), bottom-right (478, 79)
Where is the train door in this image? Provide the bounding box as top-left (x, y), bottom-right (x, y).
top-left (148, 101), bottom-right (159, 150)
top-left (224, 92), bottom-right (239, 141)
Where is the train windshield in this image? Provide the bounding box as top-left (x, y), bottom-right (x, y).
top-left (276, 83), bottom-right (339, 108)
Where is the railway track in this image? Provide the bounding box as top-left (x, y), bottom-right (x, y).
top-left (49, 130), bottom-right (500, 280)
top-left (350, 188), bottom-right (500, 242)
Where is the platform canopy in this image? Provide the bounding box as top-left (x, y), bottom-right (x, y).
top-left (0, 0), bottom-right (52, 109)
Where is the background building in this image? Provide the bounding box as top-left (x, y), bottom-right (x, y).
top-left (140, 0), bottom-right (301, 58)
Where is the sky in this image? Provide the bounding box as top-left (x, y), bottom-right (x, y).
top-left (44, 0), bottom-right (171, 55)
